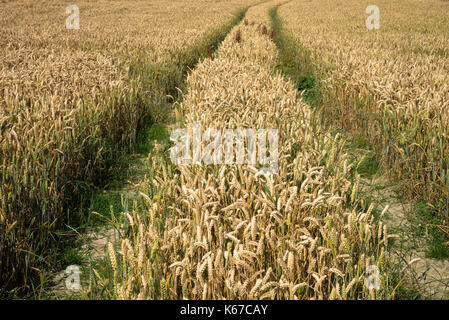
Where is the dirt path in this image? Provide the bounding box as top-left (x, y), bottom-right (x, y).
top-left (48, 153), bottom-right (150, 298)
top-left (360, 176), bottom-right (449, 299)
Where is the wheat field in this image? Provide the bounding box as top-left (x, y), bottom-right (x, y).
top-left (1, 0), bottom-right (448, 300)
top-left (0, 0), bottom-right (258, 296)
top-left (95, 1), bottom-right (391, 300)
top-left (279, 0), bottom-right (449, 231)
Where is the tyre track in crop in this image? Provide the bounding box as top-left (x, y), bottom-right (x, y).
top-left (270, 1), bottom-right (449, 299)
top-left (46, 4), bottom-right (257, 299)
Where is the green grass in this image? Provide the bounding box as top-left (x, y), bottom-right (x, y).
top-left (347, 134), bottom-right (379, 178)
top-left (408, 202), bottom-right (449, 260)
top-left (269, 4), bottom-right (321, 107)
top-left (88, 192), bottom-right (124, 224)
top-left (61, 246), bottom-right (88, 267)
top-left (137, 123), bottom-right (170, 155)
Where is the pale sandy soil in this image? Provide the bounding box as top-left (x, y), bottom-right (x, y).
top-left (361, 176), bottom-right (449, 299)
top-left (49, 155), bottom-right (148, 299)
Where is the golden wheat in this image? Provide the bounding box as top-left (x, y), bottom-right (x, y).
top-left (0, 0), bottom-right (258, 295)
top-left (101, 0), bottom-right (390, 300)
top-left (279, 0), bottom-right (449, 226)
